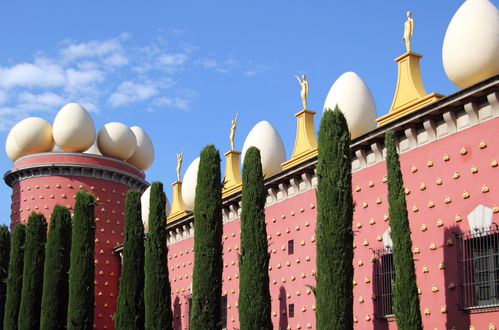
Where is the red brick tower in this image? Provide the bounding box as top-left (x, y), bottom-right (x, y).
top-left (4, 152), bottom-right (148, 330)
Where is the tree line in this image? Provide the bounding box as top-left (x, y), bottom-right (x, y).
top-left (0, 106), bottom-right (421, 329)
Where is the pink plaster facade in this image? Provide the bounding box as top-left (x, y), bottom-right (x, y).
top-left (6, 153), bottom-right (147, 330)
top-left (166, 84), bottom-right (499, 329)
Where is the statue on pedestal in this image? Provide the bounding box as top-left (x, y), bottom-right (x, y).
top-left (294, 74), bottom-right (309, 110)
top-left (403, 11), bottom-right (414, 52)
top-left (176, 149), bottom-right (183, 182)
top-left (230, 113), bottom-right (238, 151)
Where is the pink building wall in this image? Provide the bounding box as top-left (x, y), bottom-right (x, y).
top-left (167, 117), bottom-right (499, 329)
top-left (7, 153), bottom-right (147, 330)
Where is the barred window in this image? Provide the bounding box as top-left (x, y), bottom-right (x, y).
top-left (373, 248), bottom-right (394, 318)
top-left (220, 295), bottom-right (228, 329)
top-left (457, 224), bottom-right (499, 310)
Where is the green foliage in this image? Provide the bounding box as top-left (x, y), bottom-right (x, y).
top-left (238, 147), bottom-right (272, 330)
top-left (144, 182), bottom-right (172, 330)
top-left (67, 191), bottom-right (96, 330)
top-left (315, 107), bottom-right (354, 329)
top-left (18, 213), bottom-right (47, 330)
top-left (190, 145), bottom-right (223, 330)
top-left (0, 225), bottom-right (10, 329)
top-left (3, 223), bottom-right (26, 330)
top-left (116, 190), bottom-right (145, 330)
top-left (40, 205), bottom-right (72, 330)
top-left (385, 130), bottom-right (422, 329)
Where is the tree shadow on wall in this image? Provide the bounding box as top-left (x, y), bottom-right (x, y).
top-left (173, 296), bottom-right (182, 330)
top-left (278, 286), bottom-right (288, 330)
top-left (444, 225), bottom-right (470, 330)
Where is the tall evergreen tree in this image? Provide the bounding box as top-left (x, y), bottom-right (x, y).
top-left (385, 130), bottom-right (422, 329)
top-left (190, 145), bottom-right (223, 330)
top-left (67, 191), bottom-right (96, 330)
top-left (315, 106), bottom-right (354, 329)
top-left (40, 205), bottom-right (72, 330)
top-left (18, 213), bottom-right (47, 330)
top-left (144, 182), bottom-right (172, 330)
top-left (238, 147), bottom-right (272, 330)
top-left (116, 190), bottom-right (145, 330)
top-left (3, 223), bottom-right (26, 330)
top-left (0, 225), bottom-right (10, 329)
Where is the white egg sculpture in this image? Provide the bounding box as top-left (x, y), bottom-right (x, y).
top-left (10, 117), bottom-right (54, 159)
top-left (83, 143), bottom-right (102, 156)
top-left (127, 126), bottom-right (154, 171)
top-left (442, 0), bottom-right (499, 88)
top-left (141, 186), bottom-right (171, 232)
top-left (5, 130), bottom-right (23, 161)
top-left (181, 157), bottom-right (200, 210)
top-left (53, 103), bottom-right (96, 152)
top-left (97, 122), bottom-right (137, 160)
top-left (241, 121), bottom-right (286, 178)
top-left (323, 72), bottom-right (377, 139)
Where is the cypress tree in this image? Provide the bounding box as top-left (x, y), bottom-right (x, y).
top-left (144, 182), bottom-right (172, 330)
top-left (238, 147), bottom-right (272, 330)
top-left (190, 145), bottom-right (223, 330)
top-left (0, 225), bottom-right (10, 329)
top-left (3, 223), bottom-right (26, 330)
top-left (40, 205), bottom-right (72, 330)
top-left (116, 190), bottom-right (145, 330)
top-left (315, 106), bottom-right (354, 329)
top-left (18, 213), bottom-right (47, 330)
top-left (67, 190), bottom-right (96, 330)
top-left (385, 130), bottom-right (422, 329)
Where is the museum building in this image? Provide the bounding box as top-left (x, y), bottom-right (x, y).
top-left (4, 0), bottom-right (499, 329)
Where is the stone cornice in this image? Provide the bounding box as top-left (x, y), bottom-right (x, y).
top-left (4, 161), bottom-right (149, 192)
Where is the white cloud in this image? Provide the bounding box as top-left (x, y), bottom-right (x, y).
top-left (158, 53), bottom-right (186, 66)
top-left (61, 38), bottom-right (123, 61)
top-left (0, 60), bottom-right (65, 89)
top-left (17, 91), bottom-right (65, 108)
top-left (153, 96), bottom-right (190, 111)
top-left (108, 81), bottom-right (158, 108)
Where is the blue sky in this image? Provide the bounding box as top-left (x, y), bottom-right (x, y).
top-left (0, 1), bottom-right (494, 225)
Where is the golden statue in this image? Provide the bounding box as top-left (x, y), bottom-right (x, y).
top-left (230, 113), bottom-right (238, 151)
top-left (294, 74), bottom-right (309, 110)
top-left (403, 11), bottom-right (414, 52)
top-left (176, 149), bottom-right (184, 182)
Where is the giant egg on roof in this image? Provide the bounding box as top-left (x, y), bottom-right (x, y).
top-left (241, 121), bottom-right (286, 178)
top-left (127, 126), bottom-right (154, 171)
top-left (53, 103), bottom-right (96, 152)
top-left (323, 72), bottom-right (377, 139)
top-left (442, 0), bottom-right (499, 89)
top-left (141, 186), bottom-right (171, 232)
top-left (7, 117), bottom-right (54, 161)
top-left (181, 157), bottom-right (200, 211)
top-left (97, 122), bottom-right (137, 160)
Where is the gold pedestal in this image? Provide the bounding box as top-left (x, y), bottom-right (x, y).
top-left (377, 52), bottom-right (443, 126)
top-left (167, 181), bottom-right (190, 223)
top-left (222, 150), bottom-right (242, 198)
top-left (282, 109), bottom-right (318, 170)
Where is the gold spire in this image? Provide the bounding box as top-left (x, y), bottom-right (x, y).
top-left (376, 52), bottom-right (443, 126)
top-left (377, 12), bottom-right (443, 126)
top-left (167, 180), bottom-right (190, 223)
top-left (222, 150), bottom-right (242, 198)
top-left (282, 109), bottom-right (318, 170)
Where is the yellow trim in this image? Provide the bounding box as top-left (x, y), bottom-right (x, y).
top-left (282, 109), bottom-right (318, 170)
top-left (167, 181), bottom-right (191, 223)
top-left (222, 150), bottom-right (242, 198)
top-left (377, 51), bottom-right (443, 126)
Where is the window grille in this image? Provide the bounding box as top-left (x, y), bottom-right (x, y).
top-left (220, 295), bottom-right (228, 329)
top-left (373, 248), bottom-right (394, 318)
top-left (288, 303), bottom-right (295, 318)
top-left (456, 224), bottom-right (499, 310)
top-left (288, 240), bottom-right (294, 255)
